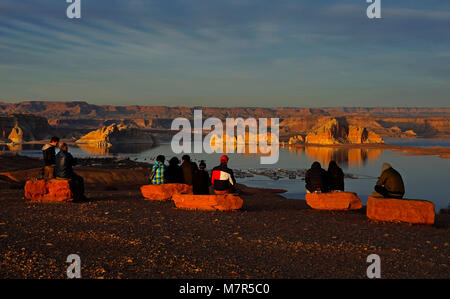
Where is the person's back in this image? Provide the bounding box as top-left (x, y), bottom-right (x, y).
top-left (374, 163), bottom-right (405, 198)
top-left (42, 136), bottom-right (59, 179)
top-left (305, 161), bottom-right (328, 193)
top-left (193, 161), bottom-right (211, 195)
top-left (181, 155), bottom-right (196, 186)
top-left (151, 155), bottom-right (167, 185)
top-left (55, 150), bottom-right (75, 179)
top-left (327, 161), bottom-right (344, 191)
top-left (166, 157), bottom-right (183, 183)
top-left (211, 155), bottom-right (236, 193)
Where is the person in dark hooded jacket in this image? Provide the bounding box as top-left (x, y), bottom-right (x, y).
top-left (305, 161), bottom-right (328, 193)
top-left (181, 155), bottom-right (197, 186)
top-left (372, 163), bottom-right (405, 199)
top-left (41, 136), bottom-right (59, 179)
top-left (55, 143), bottom-right (85, 199)
top-left (193, 160), bottom-right (211, 195)
top-left (327, 160), bottom-right (344, 191)
top-left (165, 157), bottom-right (183, 183)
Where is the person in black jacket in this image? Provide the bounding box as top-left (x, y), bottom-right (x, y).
top-left (165, 157), bottom-right (183, 183)
top-left (55, 143), bottom-right (85, 199)
top-left (41, 136), bottom-right (59, 179)
top-left (327, 160), bottom-right (345, 191)
top-left (305, 161), bottom-right (328, 193)
top-left (193, 160), bottom-right (211, 195)
top-left (211, 155), bottom-right (236, 194)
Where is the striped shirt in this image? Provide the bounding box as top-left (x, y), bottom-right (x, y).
top-left (151, 161), bottom-right (166, 185)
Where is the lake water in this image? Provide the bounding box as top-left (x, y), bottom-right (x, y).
top-left (1, 139), bottom-right (449, 210)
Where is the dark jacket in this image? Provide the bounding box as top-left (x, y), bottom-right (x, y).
top-left (327, 161), bottom-right (344, 191)
top-left (166, 162), bottom-right (183, 184)
top-left (305, 162), bottom-right (328, 193)
top-left (211, 163), bottom-right (236, 191)
top-left (193, 169), bottom-right (211, 195)
top-left (42, 144), bottom-right (56, 166)
top-left (376, 167), bottom-right (405, 195)
top-left (181, 161), bottom-right (197, 186)
top-left (55, 151), bottom-right (77, 178)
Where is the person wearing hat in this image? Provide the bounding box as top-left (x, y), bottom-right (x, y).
top-left (192, 160), bottom-right (211, 195)
top-left (372, 163), bottom-right (405, 199)
top-left (211, 155), bottom-right (236, 194)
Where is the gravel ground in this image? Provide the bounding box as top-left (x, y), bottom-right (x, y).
top-left (0, 187), bottom-right (448, 279)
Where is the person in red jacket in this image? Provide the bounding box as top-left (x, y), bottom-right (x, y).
top-left (211, 155), bottom-right (236, 194)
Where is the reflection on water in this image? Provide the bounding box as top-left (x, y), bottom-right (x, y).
top-left (77, 143), bottom-right (157, 155)
top-left (0, 143), bottom-right (23, 151)
top-left (302, 146), bottom-right (383, 167)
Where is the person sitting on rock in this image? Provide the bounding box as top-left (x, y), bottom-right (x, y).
top-left (305, 161), bottom-right (328, 193)
top-left (41, 136), bottom-right (60, 179)
top-left (55, 143), bottom-right (85, 199)
top-left (165, 157), bottom-right (183, 183)
top-left (327, 160), bottom-right (344, 192)
top-left (211, 155), bottom-right (236, 194)
top-left (193, 160), bottom-right (211, 195)
top-left (151, 155), bottom-right (167, 185)
top-left (181, 155), bottom-right (197, 186)
top-left (372, 163), bottom-right (405, 199)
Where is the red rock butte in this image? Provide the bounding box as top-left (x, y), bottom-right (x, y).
top-left (172, 194), bottom-right (244, 211)
top-left (367, 197), bottom-right (435, 225)
top-left (305, 192), bottom-right (363, 210)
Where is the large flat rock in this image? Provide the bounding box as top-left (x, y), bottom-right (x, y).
top-left (305, 192), bottom-right (362, 210)
top-left (367, 197), bottom-right (435, 225)
top-left (24, 179), bottom-right (80, 202)
top-left (140, 184), bottom-right (193, 201)
top-left (172, 194), bottom-right (244, 211)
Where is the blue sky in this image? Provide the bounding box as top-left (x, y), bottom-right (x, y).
top-left (0, 0), bottom-right (449, 107)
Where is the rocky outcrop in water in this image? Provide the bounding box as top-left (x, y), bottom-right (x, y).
top-left (0, 114), bottom-right (53, 143)
top-left (76, 123), bottom-right (155, 147)
top-left (305, 118), bottom-right (384, 145)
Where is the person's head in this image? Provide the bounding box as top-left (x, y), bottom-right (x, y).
top-left (220, 155), bottom-right (229, 165)
top-left (50, 136), bottom-right (60, 146)
top-left (311, 161), bottom-right (321, 169)
top-left (328, 160), bottom-right (338, 169)
top-left (182, 155), bottom-right (191, 162)
top-left (199, 160), bottom-right (206, 170)
top-left (156, 155), bottom-right (165, 163)
top-left (382, 163), bottom-right (392, 172)
top-left (59, 142), bottom-right (68, 152)
top-left (169, 157), bottom-right (180, 166)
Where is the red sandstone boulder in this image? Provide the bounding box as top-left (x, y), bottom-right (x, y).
top-left (367, 197), bottom-right (435, 225)
top-left (172, 194), bottom-right (244, 211)
top-left (305, 192), bottom-right (363, 210)
top-left (24, 179), bottom-right (80, 202)
top-left (140, 184), bottom-right (193, 201)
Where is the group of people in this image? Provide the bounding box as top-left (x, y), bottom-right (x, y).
top-left (150, 154), bottom-right (237, 195)
top-left (40, 136), bottom-right (405, 200)
top-left (305, 160), bottom-right (405, 199)
top-left (41, 137), bottom-right (85, 199)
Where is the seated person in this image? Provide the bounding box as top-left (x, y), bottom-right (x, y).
top-left (193, 160), bottom-right (211, 195)
top-left (151, 155), bottom-right (167, 185)
top-left (305, 161), bottom-right (328, 193)
top-left (41, 136), bottom-right (60, 179)
top-left (165, 157), bottom-right (183, 183)
top-left (327, 160), bottom-right (344, 192)
top-left (55, 143), bottom-right (85, 199)
top-left (372, 163), bottom-right (405, 199)
top-left (211, 155), bottom-right (236, 194)
top-left (181, 155), bottom-right (197, 186)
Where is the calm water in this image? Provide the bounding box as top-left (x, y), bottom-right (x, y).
top-left (1, 139), bottom-right (449, 210)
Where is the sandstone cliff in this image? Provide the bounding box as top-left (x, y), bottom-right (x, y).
top-left (305, 118), bottom-right (384, 145)
top-left (0, 114), bottom-right (54, 143)
top-left (76, 124), bottom-right (155, 147)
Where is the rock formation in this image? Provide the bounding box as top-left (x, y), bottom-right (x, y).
top-left (172, 194), bottom-right (244, 211)
top-left (76, 123), bottom-right (154, 147)
top-left (305, 118), bottom-right (384, 145)
top-left (305, 192), bottom-right (362, 210)
top-left (0, 114), bottom-right (53, 143)
top-left (140, 184), bottom-right (193, 201)
top-left (288, 135), bottom-right (304, 145)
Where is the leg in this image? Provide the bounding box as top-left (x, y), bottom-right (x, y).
top-left (374, 185), bottom-right (389, 198)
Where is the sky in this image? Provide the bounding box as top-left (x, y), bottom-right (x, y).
top-left (0, 0), bottom-right (449, 107)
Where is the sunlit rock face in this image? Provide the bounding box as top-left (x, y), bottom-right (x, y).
top-left (0, 114), bottom-right (53, 143)
top-left (76, 123), bottom-right (154, 147)
top-left (288, 135), bottom-right (304, 145)
top-left (305, 118), bottom-right (384, 145)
